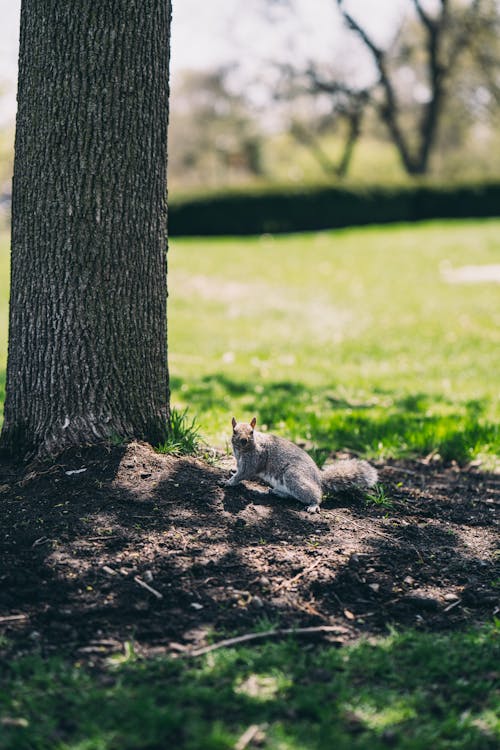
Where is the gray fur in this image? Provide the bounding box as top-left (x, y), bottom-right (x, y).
top-left (227, 418), bottom-right (378, 513)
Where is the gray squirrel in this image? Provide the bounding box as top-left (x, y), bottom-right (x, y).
top-left (227, 417), bottom-right (378, 513)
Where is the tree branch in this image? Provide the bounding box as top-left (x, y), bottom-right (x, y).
top-left (335, 0), bottom-right (415, 172)
top-left (336, 0), bottom-right (383, 61)
top-left (186, 625), bottom-right (349, 657)
top-left (447, 0), bottom-right (483, 70)
top-left (412, 0), bottom-right (436, 34)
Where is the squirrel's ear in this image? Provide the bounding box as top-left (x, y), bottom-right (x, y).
top-left (231, 417), bottom-right (237, 429)
top-left (250, 417), bottom-right (257, 429)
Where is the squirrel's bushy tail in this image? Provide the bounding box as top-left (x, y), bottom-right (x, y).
top-left (321, 459), bottom-right (378, 495)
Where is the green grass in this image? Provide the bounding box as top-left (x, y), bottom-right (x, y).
top-left (166, 218), bottom-right (500, 465)
top-left (156, 406), bottom-right (202, 455)
top-left (0, 221), bottom-right (498, 747)
top-left (1, 626), bottom-right (498, 750)
top-left (0, 218), bottom-right (499, 465)
top-left (363, 483), bottom-right (394, 509)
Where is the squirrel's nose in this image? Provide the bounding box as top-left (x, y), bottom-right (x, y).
top-left (240, 438), bottom-right (248, 445)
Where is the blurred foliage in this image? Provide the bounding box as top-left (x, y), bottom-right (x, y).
top-left (165, 1), bottom-right (500, 191)
top-left (277, 0), bottom-right (500, 178)
top-left (0, 2), bottom-right (499, 197)
top-left (1, 626), bottom-right (499, 750)
top-left (0, 129), bottom-right (13, 228)
top-left (169, 67), bottom-right (264, 191)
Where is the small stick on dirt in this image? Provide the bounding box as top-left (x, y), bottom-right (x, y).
top-left (347, 518), bottom-right (400, 545)
top-left (413, 546), bottom-right (425, 564)
top-left (18, 464), bottom-right (64, 485)
top-left (275, 558), bottom-right (323, 590)
top-left (32, 536), bottom-right (51, 547)
top-left (234, 724), bottom-right (262, 750)
top-left (443, 598), bottom-right (462, 613)
top-left (295, 600), bottom-right (329, 621)
top-left (0, 614), bottom-right (29, 624)
top-left (86, 536), bottom-right (120, 541)
top-left (187, 625), bottom-right (349, 658)
top-left (134, 575), bottom-right (163, 599)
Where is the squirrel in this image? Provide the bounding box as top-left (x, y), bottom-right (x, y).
top-left (226, 416), bottom-right (378, 513)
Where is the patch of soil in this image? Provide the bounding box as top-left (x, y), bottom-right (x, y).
top-left (0, 442), bottom-right (498, 663)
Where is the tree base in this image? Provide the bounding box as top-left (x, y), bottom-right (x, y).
top-left (1, 410), bottom-right (169, 463)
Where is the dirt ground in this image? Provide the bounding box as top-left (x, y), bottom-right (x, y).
top-left (0, 442), bottom-right (498, 664)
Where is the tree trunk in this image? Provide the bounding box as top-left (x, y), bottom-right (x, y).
top-left (2, 0), bottom-right (171, 458)
top-left (336, 108), bottom-right (363, 178)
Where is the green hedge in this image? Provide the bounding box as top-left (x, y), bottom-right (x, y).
top-left (168, 182), bottom-right (500, 236)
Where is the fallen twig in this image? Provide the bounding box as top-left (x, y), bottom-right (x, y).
top-left (294, 600), bottom-right (329, 621)
top-left (275, 558), bottom-right (323, 590)
top-left (134, 575), bottom-right (163, 599)
top-left (186, 625), bottom-right (349, 658)
top-left (347, 518), bottom-right (401, 545)
top-left (234, 724), bottom-right (263, 750)
top-left (0, 614), bottom-right (29, 624)
top-left (17, 464), bottom-right (63, 485)
top-left (32, 536), bottom-right (52, 547)
top-left (86, 536), bottom-right (120, 541)
top-left (330, 589), bottom-right (345, 609)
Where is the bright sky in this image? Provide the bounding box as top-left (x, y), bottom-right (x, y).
top-left (0, 0), bottom-right (405, 125)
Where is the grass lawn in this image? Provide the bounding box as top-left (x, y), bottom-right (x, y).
top-left (1, 626), bottom-right (498, 750)
top-left (0, 218), bottom-right (499, 465)
top-left (0, 219), bottom-right (499, 749)
top-left (167, 218), bottom-right (500, 466)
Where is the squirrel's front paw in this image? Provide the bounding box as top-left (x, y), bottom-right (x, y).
top-left (306, 503), bottom-right (320, 514)
top-left (225, 475), bottom-right (239, 487)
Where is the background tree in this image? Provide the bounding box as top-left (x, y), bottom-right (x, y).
top-left (337, 0), bottom-right (499, 175)
top-left (1, 0), bottom-right (171, 458)
top-left (169, 67), bottom-right (264, 189)
top-left (277, 75), bottom-right (371, 179)
top-left (278, 0), bottom-right (500, 177)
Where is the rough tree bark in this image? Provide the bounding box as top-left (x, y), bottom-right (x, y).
top-left (1, 0), bottom-right (171, 458)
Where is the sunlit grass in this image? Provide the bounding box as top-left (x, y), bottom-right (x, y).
top-left (0, 218), bottom-right (499, 464)
top-left (0, 221), bottom-right (498, 748)
top-left (167, 219), bottom-right (500, 463)
top-left (156, 406), bottom-right (202, 456)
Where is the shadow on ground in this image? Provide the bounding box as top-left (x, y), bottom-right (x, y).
top-left (171, 373), bottom-right (499, 463)
top-left (0, 441), bottom-right (498, 663)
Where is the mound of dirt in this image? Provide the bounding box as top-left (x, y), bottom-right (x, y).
top-left (0, 442), bottom-right (498, 663)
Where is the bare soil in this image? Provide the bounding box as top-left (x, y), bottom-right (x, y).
top-left (0, 442), bottom-right (498, 664)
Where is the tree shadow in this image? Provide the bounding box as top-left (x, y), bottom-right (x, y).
top-left (171, 373), bottom-right (499, 464)
top-left (1, 439), bottom-right (498, 665)
top-left (1, 620), bottom-right (498, 750)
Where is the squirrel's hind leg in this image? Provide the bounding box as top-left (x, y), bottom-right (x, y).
top-left (285, 475), bottom-right (322, 513)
